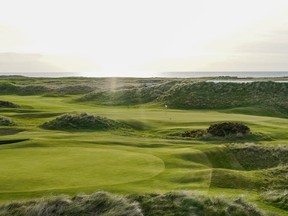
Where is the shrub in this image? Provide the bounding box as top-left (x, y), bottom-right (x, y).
top-left (207, 122), bottom-right (250, 137)
top-left (173, 129), bottom-right (207, 138)
top-left (172, 122), bottom-right (251, 139)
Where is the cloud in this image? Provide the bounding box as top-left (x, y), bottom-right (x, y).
top-left (236, 27), bottom-right (288, 54)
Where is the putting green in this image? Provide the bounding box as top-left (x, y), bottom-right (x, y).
top-left (0, 147), bottom-right (164, 192)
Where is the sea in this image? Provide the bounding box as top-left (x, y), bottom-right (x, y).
top-left (159, 72), bottom-right (288, 78)
top-left (0, 71), bottom-right (288, 78)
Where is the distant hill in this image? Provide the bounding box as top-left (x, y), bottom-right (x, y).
top-left (77, 81), bottom-right (288, 116)
top-left (0, 82), bottom-right (95, 95)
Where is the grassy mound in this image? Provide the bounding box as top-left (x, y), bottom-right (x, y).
top-left (0, 100), bottom-right (19, 108)
top-left (0, 116), bottom-right (15, 126)
top-left (0, 82), bottom-right (51, 95)
top-left (228, 144), bottom-right (288, 170)
top-left (261, 190), bottom-right (288, 210)
top-left (159, 81), bottom-right (288, 115)
top-left (0, 191), bottom-right (266, 216)
top-left (40, 113), bottom-right (126, 130)
top-left (263, 165), bottom-right (288, 190)
top-left (76, 81), bottom-right (178, 105)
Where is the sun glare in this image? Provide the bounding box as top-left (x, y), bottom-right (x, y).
top-left (0, 0), bottom-right (288, 74)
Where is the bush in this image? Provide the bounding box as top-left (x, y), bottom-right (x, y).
top-left (40, 113), bottom-right (126, 131)
top-left (0, 116), bottom-right (15, 126)
top-left (173, 129), bottom-right (207, 138)
top-left (172, 122), bottom-right (251, 139)
top-left (207, 122), bottom-right (250, 137)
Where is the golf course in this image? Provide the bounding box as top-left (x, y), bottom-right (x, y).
top-left (0, 76), bottom-right (287, 215)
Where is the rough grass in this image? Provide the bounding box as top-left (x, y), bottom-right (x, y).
top-left (261, 190), bottom-right (288, 210)
top-left (263, 166), bottom-right (288, 190)
top-left (75, 81), bottom-right (178, 105)
top-left (0, 82), bottom-right (94, 96)
top-left (74, 80), bottom-right (288, 117)
top-left (0, 191), bottom-right (266, 216)
top-left (159, 81), bottom-right (288, 115)
top-left (0, 192), bottom-right (142, 216)
top-left (228, 144), bottom-right (288, 170)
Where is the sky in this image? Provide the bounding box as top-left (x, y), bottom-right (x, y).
top-left (0, 0), bottom-right (288, 76)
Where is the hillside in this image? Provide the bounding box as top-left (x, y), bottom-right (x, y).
top-left (76, 81), bottom-right (288, 116)
top-left (159, 81), bottom-right (288, 114)
top-left (76, 81), bottom-right (178, 105)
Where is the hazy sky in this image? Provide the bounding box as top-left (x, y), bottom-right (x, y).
top-left (1, 0), bottom-right (288, 76)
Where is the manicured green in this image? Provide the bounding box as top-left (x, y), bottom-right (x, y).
top-left (0, 147), bottom-right (164, 192)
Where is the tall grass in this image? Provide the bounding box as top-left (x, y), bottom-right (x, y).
top-left (0, 191), bottom-right (266, 216)
top-left (261, 190), bottom-right (288, 210)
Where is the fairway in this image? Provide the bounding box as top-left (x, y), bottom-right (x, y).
top-left (0, 147), bottom-right (164, 192)
top-left (0, 80), bottom-right (287, 215)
